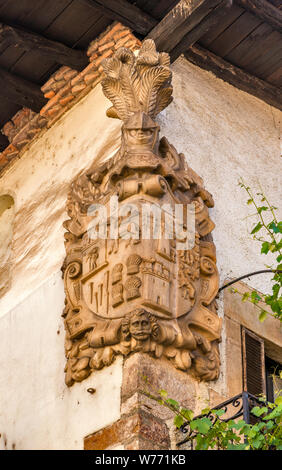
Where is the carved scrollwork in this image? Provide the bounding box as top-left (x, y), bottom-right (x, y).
top-left (66, 260), bottom-right (82, 279)
top-left (62, 39), bottom-right (221, 386)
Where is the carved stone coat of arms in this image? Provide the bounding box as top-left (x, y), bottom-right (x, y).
top-left (62, 40), bottom-right (221, 386)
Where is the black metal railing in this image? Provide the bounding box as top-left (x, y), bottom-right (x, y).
top-left (177, 391), bottom-right (266, 448)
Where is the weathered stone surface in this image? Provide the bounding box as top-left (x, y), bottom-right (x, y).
top-left (121, 352), bottom-right (197, 420)
top-left (84, 409), bottom-right (170, 450)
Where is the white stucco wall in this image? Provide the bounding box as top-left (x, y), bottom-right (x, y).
top-left (159, 58), bottom-right (281, 297)
top-left (0, 56), bottom-right (281, 449)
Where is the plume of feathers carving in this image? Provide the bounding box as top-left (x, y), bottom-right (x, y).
top-left (101, 39), bottom-right (173, 121)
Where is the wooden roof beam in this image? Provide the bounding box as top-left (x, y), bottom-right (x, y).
top-left (184, 44), bottom-right (282, 111)
top-left (0, 67), bottom-right (47, 112)
top-left (235, 0), bottom-right (282, 33)
top-left (78, 0), bottom-right (157, 35)
top-left (0, 23), bottom-right (88, 70)
top-left (147, 0), bottom-right (227, 52)
top-left (170, 0), bottom-right (233, 62)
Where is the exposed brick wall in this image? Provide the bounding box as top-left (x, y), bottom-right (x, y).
top-left (0, 22), bottom-right (141, 175)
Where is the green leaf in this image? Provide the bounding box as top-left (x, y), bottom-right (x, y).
top-left (214, 409), bottom-right (225, 417)
top-left (251, 406), bottom-right (268, 417)
top-left (247, 198), bottom-right (253, 205)
top-left (257, 206), bottom-right (268, 214)
top-left (261, 242), bottom-right (270, 254)
top-left (259, 310), bottom-right (268, 322)
top-left (233, 420), bottom-right (246, 430)
top-left (252, 435), bottom-right (264, 449)
top-left (242, 292), bottom-right (250, 302)
top-left (166, 398), bottom-right (179, 409)
top-left (174, 415), bottom-right (184, 428)
top-left (159, 389), bottom-right (168, 398)
top-left (251, 222), bottom-right (262, 234)
top-left (265, 420), bottom-right (274, 429)
top-left (251, 291), bottom-right (261, 304)
top-left (268, 221), bottom-right (279, 233)
top-left (275, 396), bottom-right (282, 406)
top-left (190, 418), bottom-right (212, 434)
top-left (201, 407), bottom-right (211, 415)
top-left (181, 408), bottom-right (194, 421)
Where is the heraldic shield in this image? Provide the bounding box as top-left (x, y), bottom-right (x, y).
top-left (62, 39), bottom-right (222, 386)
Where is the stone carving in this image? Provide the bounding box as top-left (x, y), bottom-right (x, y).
top-left (62, 39), bottom-right (221, 386)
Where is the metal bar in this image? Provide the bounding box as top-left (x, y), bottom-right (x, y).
top-left (242, 391), bottom-right (250, 424)
top-left (218, 269), bottom-right (282, 292)
top-left (177, 391), bottom-right (268, 448)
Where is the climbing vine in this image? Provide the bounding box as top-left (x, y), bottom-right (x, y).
top-left (232, 179), bottom-right (282, 322)
top-left (143, 380), bottom-right (282, 450)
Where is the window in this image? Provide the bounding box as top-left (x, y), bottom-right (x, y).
top-left (242, 327), bottom-right (282, 403)
top-left (265, 357), bottom-right (282, 403)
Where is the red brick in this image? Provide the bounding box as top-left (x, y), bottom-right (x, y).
top-left (27, 128), bottom-right (41, 139)
top-left (95, 49), bottom-right (113, 66)
top-left (57, 84), bottom-right (72, 98)
top-left (70, 74), bottom-right (84, 87)
top-left (98, 23), bottom-right (125, 46)
top-left (0, 154), bottom-right (9, 167)
top-left (113, 29), bottom-right (130, 42)
top-left (114, 34), bottom-right (132, 49)
top-left (41, 77), bottom-right (56, 93)
top-left (50, 79), bottom-right (66, 93)
top-left (87, 40), bottom-right (98, 57)
top-left (2, 121), bottom-right (14, 139)
top-left (3, 144), bottom-right (18, 158)
top-left (72, 83), bottom-right (87, 94)
top-left (84, 72), bottom-right (99, 85)
top-left (36, 116), bottom-right (48, 128)
top-left (47, 105), bottom-right (62, 117)
top-left (40, 95), bottom-right (60, 115)
top-left (123, 39), bottom-right (139, 50)
top-left (54, 66), bottom-right (70, 81)
top-left (89, 52), bottom-right (99, 62)
top-left (63, 69), bottom-right (78, 81)
top-left (44, 90), bottom-right (55, 99)
top-left (80, 62), bottom-right (97, 77)
top-left (12, 108), bottom-right (33, 128)
top-left (16, 139), bottom-right (30, 150)
top-left (59, 95), bottom-right (75, 106)
top-left (98, 41), bottom-right (115, 53)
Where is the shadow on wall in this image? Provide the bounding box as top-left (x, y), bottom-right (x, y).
top-left (0, 194), bottom-right (15, 297)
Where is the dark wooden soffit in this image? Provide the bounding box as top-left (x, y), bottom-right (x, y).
top-left (0, 0), bottom-right (281, 153)
top-left (148, 0), bottom-right (231, 51)
top-left (169, 1), bottom-right (233, 62)
top-left (78, 0), bottom-right (157, 35)
top-left (0, 66), bottom-right (47, 112)
top-left (147, 0), bottom-right (281, 110)
top-left (185, 44), bottom-right (282, 111)
top-left (236, 0), bottom-right (282, 32)
top-left (0, 23), bottom-right (88, 70)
